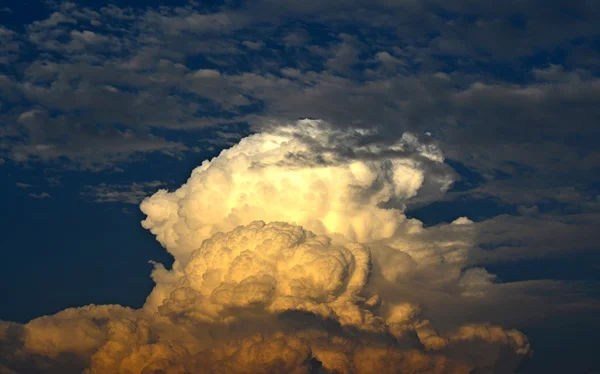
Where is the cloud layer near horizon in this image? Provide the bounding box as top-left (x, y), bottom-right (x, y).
top-left (0, 121), bottom-right (531, 373)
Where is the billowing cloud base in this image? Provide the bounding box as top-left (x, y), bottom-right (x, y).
top-left (0, 121), bottom-right (530, 373)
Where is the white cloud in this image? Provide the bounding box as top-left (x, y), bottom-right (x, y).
top-left (141, 120), bottom-right (454, 263)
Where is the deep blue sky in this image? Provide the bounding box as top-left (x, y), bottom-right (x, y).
top-left (0, 1), bottom-right (599, 373)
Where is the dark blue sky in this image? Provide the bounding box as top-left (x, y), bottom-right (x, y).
top-left (0, 1), bottom-right (599, 373)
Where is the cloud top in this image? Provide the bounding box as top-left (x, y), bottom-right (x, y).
top-left (141, 119), bottom-right (453, 263)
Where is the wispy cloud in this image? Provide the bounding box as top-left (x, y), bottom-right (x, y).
top-left (81, 181), bottom-right (166, 204)
top-left (28, 192), bottom-right (51, 199)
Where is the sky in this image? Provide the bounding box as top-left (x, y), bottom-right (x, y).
top-left (0, 1), bottom-right (599, 373)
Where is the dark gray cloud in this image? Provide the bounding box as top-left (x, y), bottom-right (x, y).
top-left (2, 1), bottom-right (597, 170)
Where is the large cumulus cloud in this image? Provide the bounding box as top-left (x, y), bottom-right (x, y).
top-left (141, 120), bottom-right (493, 313)
top-left (140, 119), bottom-right (453, 261)
top-left (0, 120), bottom-right (530, 373)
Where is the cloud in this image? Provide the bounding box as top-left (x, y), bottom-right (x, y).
top-left (28, 192), bottom-right (51, 199)
top-left (45, 177), bottom-right (62, 188)
top-left (141, 120), bottom-right (455, 263)
top-left (81, 181), bottom-right (167, 204)
top-left (0, 220), bottom-right (529, 372)
top-left (1, 1), bottom-right (598, 371)
top-left (325, 34), bottom-right (363, 75)
top-left (473, 212), bottom-right (600, 263)
top-left (155, 221), bottom-right (374, 328)
top-left (1, 1), bottom-right (598, 183)
top-left (0, 120), bottom-right (533, 373)
top-left (241, 40), bottom-right (264, 50)
top-left (15, 182), bottom-right (32, 189)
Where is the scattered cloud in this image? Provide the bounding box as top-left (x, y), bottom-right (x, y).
top-left (0, 1), bottom-right (597, 180)
top-left (82, 181), bottom-right (166, 204)
top-left (28, 192), bottom-right (51, 199)
top-left (473, 212), bottom-right (600, 263)
top-left (45, 176), bottom-right (62, 188)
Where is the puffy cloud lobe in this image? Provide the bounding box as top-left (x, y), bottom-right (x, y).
top-left (181, 333), bottom-right (314, 374)
top-left (367, 216), bottom-right (497, 297)
top-left (22, 305), bottom-right (136, 360)
top-left (157, 221), bottom-right (376, 329)
top-left (442, 325), bottom-right (531, 373)
top-left (0, 305), bottom-right (136, 373)
top-left (84, 319), bottom-right (190, 374)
